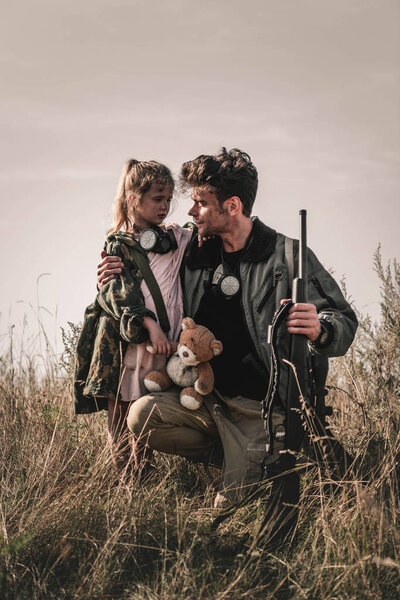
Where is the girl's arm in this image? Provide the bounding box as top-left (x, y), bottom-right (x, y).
top-left (142, 317), bottom-right (172, 355)
top-left (96, 238), bottom-right (157, 345)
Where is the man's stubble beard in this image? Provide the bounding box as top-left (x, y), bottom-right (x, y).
top-left (202, 206), bottom-right (230, 237)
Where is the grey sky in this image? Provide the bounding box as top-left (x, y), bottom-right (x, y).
top-left (1, 0), bottom-right (399, 350)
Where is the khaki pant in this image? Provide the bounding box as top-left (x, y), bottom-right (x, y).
top-left (127, 386), bottom-right (270, 499)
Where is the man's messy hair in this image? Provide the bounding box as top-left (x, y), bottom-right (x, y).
top-left (180, 147), bottom-right (258, 217)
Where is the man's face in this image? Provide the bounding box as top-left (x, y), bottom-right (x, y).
top-left (188, 187), bottom-right (230, 237)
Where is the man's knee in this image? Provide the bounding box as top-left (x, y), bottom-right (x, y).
top-left (127, 394), bottom-right (159, 438)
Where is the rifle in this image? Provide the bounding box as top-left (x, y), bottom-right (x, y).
top-left (259, 209), bottom-right (354, 545)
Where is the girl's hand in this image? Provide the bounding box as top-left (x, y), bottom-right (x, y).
top-left (149, 329), bottom-right (172, 355)
top-left (143, 317), bottom-right (172, 355)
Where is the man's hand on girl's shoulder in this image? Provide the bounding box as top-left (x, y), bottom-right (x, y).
top-left (97, 251), bottom-right (124, 288)
top-left (198, 235), bottom-right (216, 248)
top-left (183, 221), bottom-right (216, 248)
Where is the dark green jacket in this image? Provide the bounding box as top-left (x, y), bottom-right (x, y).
top-left (182, 217), bottom-right (358, 495)
top-left (74, 232), bottom-right (157, 414)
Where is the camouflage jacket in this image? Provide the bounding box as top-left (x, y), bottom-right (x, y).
top-left (74, 232), bottom-right (158, 414)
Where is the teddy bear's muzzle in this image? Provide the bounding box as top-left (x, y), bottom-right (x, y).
top-left (178, 345), bottom-right (199, 366)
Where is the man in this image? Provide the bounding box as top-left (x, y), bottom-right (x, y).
top-left (98, 148), bottom-right (358, 511)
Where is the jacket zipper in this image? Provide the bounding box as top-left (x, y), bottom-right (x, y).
top-left (257, 270), bottom-right (284, 313)
top-left (310, 276), bottom-right (338, 309)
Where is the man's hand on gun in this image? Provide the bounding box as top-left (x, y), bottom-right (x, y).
top-left (281, 299), bottom-right (321, 343)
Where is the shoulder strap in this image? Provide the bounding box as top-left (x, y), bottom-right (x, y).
top-left (284, 236), bottom-right (294, 293)
top-left (131, 248), bottom-right (171, 333)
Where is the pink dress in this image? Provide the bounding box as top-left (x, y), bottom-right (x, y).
top-left (119, 224), bottom-right (192, 402)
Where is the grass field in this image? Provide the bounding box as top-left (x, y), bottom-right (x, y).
top-left (1, 252), bottom-right (399, 599)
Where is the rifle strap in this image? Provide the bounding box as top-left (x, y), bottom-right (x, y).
top-left (263, 300), bottom-right (296, 457)
top-left (131, 248), bottom-right (171, 334)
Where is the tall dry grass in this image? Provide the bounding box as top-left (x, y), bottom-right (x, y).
top-left (1, 251), bottom-right (399, 599)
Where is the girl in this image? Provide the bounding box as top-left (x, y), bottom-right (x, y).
top-left (74, 159), bottom-right (192, 476)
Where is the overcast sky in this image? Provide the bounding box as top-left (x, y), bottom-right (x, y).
top-left (1, 0), bottom-right (399, 355)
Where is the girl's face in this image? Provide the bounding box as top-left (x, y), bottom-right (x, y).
top-left (130, 183), bottom-right (173, 230)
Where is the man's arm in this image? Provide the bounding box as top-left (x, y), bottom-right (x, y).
top-left (303, 247), bottom-right (358, 357)
top-left (283, 248), bottom-right (357, 357)
top-left (97, 224), bottom-right (207, 288)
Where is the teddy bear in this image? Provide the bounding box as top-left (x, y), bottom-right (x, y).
top-left (144, 317), bottom-right (223, 410)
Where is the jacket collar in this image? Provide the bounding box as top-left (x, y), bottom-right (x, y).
top-left (185, 217), bottom-right (277, 269)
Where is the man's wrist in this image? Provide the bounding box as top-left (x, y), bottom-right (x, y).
top-left (313, 320), bottom-right (334, 348)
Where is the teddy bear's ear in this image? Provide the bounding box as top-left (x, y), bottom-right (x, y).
top-left (182, 317), bottom-right (196, 330)
top-left (210, 340), bottom-right (223, 356)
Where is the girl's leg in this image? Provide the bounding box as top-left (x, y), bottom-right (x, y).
top-left (133, 435), bottom-right (154, 474)
top-left (107, 397), bottom-right (133, 475)
top-left (108, 397), bottom-right (153, 477)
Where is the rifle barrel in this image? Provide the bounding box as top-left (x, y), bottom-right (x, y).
top-left (298, 209), bottom-right (308, 302)
top-left (292, 210), bottom-right (308, 304)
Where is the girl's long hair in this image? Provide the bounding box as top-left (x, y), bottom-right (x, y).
top-left (109, 159), bottom-right (174, 233)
